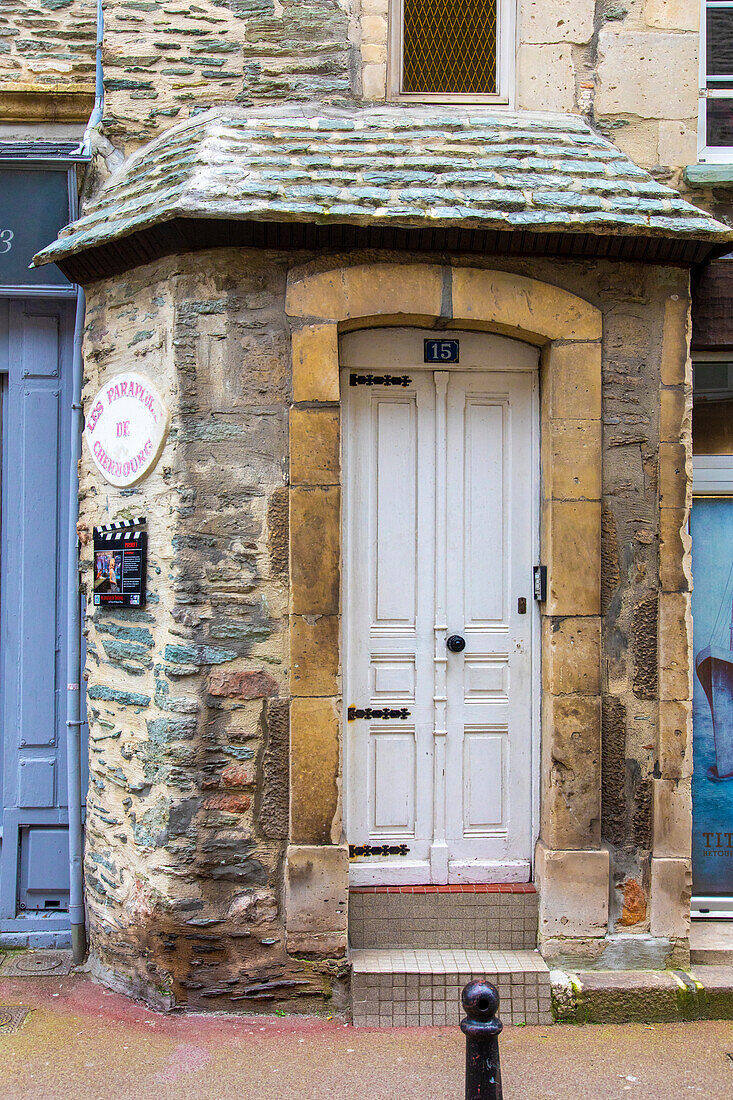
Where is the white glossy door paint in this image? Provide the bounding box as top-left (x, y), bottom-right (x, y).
top-left (342, 330), bottom-right (539, 886)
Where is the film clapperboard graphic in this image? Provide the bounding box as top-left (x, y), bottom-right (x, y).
top-left (93, 517), bottom-right (147, 608)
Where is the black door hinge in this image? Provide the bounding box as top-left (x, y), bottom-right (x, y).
top-left (350, 373), bottom-right (412, 387)
top-left (347, 706), bottom-right (411, 721)
top-left (349, 844), bottom-right (410, 858)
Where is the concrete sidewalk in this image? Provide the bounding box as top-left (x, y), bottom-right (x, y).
top-left (1, 973), bottom-right (733, 1099)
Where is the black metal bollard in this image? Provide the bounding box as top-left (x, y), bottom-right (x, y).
top-left (460, 980), bottom-right (503, 1100)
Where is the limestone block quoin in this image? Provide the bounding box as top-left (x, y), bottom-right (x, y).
top-left (596, 30), bottom-right (698, 121)
top-left (285, 844), bottom-right (349, 956)
top-left (536, 842), bottom-right (610, 939)
top-left (650, 857), bottom-right (692, 938)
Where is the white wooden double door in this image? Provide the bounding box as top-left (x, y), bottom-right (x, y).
top-left (343, 332), bottom-right (538, 886)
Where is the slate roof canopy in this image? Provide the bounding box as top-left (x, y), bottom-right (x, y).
top-left (34, 105), bottom-right (733, 281)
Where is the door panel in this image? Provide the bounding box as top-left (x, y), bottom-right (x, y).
top-left (374, 397), bottom-right (418, 624)
top-left (18, 826), bottom-right (70, 912)
top-left (462, 398), bottom-right (504, 622)
top-left (0, 298), bottom-right (83, 923)
top-left (19, 388), bottom-right (60, 751)
top-left (463, 730), bottom-right (504, 831)
top-left (372, 731), bottom-right (416, 833)
top-left (445, 373), bottom-right (534, 881)
top-left (345, 350), bottom-right (537, 886)
top-left (346, 373), bottom-right (435, 881)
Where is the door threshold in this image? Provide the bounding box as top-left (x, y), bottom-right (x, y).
top-left (691, 896), bottom-right (733, 919)
top-left (690, 919), bottom-right (733, 965)
top-left (350, 882), bottom-right (536, 894)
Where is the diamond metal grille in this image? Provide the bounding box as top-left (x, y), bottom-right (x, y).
top-left (403, 0), bottom-right (497, 95)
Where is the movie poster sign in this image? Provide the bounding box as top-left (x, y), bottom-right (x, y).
top-left (691, 497), bottom-right (733, 901)
top-left (93, 519), bottom-right (147, 608)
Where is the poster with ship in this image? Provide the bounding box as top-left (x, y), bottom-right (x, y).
top-left (692, 498), bottom-right (733, 900)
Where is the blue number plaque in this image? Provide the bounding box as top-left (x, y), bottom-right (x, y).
top-left (424, 339), bottom-right (459, 363)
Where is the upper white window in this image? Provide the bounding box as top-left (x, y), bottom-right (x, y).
top-left (388, 0), bottom-right (514, 104)
top-left (700, 1), bottom-right (733, 160)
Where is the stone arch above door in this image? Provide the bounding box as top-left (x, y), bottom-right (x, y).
top-left (283, 261), bottom-right (605, 956)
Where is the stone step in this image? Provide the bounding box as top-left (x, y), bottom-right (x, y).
top-left (690, 920), bottom-right (733, 965)
top-left (553, 966), bottom-right (733, 1023)
top-left (349, 885), bottom-right (538, 950)
top-left (351, 948), bottom-right (552, 1028)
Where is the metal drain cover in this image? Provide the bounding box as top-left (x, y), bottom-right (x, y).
top-left (0, 1006), bottom-right (30, 1034)
top-left (0, 951), bottom-right (72, 977)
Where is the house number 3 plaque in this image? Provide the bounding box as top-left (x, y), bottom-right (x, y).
top-left (84, 371), bottom-right (170, 488)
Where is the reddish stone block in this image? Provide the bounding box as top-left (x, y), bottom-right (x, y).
top-left (208, 668), bottom-right (279, 699)
top-left (204, 793), bottom-right (251, 812)
top-left (221, 762), bottom-right (255, 788)
top-left (616, 878), bottom-right (647, 927)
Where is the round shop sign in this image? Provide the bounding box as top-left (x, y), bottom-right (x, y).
top-left (84, 371), bottom-right (170, 488)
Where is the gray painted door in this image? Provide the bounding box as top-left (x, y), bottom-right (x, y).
top-left (0, 297), bottom-right (86, 941)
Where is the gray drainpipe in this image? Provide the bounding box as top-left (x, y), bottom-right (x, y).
top-left (83, 0), bottom-right (104, 152)
top-left (66, 288), bottom-right (86, 963)
top-left (66, 0), bottom-right (103, 965)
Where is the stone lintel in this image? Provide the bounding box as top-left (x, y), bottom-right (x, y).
top-left (0, 85), bottom-right (95, 123)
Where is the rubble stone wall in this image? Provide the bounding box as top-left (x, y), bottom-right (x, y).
top-left (80, 250), bottom-right (347, 1011)
top-left (101, 0), bottom-right (357, 150)
top-left (0, 0), bottom-right (96, 91)
top-left (79, 248), bottom-right (691, 1007)
top-left (90, 0), bottom-right (700, 179)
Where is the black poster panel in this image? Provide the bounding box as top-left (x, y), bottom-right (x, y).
top-left (93, 519), bottom-right (147, 608)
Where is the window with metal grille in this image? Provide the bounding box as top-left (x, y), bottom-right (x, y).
top-left (701, 1), bottom-right (733, 159)
top-left (402, 0), bottom-right (497, 95)
top-left (392, 0), bottom-right (512, 102)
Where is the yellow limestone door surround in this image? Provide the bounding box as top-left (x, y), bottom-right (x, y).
top-left (283, 262), bottom-right (604, 956)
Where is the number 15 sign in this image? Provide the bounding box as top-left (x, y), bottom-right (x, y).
top-left (424, 339), bottom-right (459, 363)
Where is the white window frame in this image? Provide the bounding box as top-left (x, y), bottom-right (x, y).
top-left (387, 0), bottom-right (515, 106)
top-left (698, 0), bottom-right (733, 162)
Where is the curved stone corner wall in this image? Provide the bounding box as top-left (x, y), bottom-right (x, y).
top-left (79, 251), bottom-right (347, 1011)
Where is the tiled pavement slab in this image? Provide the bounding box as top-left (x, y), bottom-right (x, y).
top-left (351, 948), bottom-right (552, 1027)
top-left (0, 1006), bottom-right (30, 1034)
top-left (0, 950), bottom-right (73, 977)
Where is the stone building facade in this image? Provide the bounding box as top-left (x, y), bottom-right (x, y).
top-left (0, 0), bottom-right (96, 127)
top-left (64, 241), bottom-right (704, 1011)
top-left (6, 0), bottom-right (733, 1018)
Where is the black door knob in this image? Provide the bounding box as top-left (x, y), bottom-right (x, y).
top-left (446, 634), bottom-right (466, 653)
